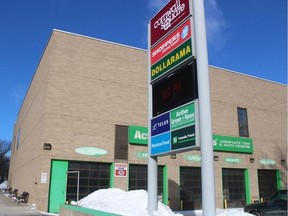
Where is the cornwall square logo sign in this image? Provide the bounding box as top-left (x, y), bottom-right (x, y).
top-left (150, 0), bottom-right (191, 47)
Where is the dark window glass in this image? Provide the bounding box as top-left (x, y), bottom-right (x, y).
top-left (237, 107), bottom-right (249, 137)
top-left (129, 164), bottom-right (163, 196)
top-left (66, 161), bottom-right (110, 202)
top-left (257, 170), bottom-right (277, 202)
top-left (114, 125), bottom-right (128, 160)
top-left (180, 167), bottom-right (202, 210)
top-left (222, 168), bottom-right (246, 208)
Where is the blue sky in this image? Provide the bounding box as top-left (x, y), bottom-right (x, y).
top-left (0, 0), bottom-right (287, 141)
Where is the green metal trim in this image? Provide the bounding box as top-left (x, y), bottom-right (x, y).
top-left (110, 163), bottom-right (115, 188)
top-left (60, 204), bottom-right (121, 216)
top-left (162, 166), bottom-right (168, 205)
top-left (244, 169), bottom-right (251, 204)
top-left (276, 170), bottom-right (282, 189)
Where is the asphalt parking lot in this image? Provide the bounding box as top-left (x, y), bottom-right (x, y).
top-left (0, 192), bottom-right (49, 216)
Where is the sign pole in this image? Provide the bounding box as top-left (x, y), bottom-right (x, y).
top-left (193, 0), bottom-right (216, 215)
top-left (148, 22), bottom-right (158, 216)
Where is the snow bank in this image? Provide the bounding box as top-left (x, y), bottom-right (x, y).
top-left (77, 188), bottom-right (253, 216)
top-left (78, 188), bottom-right (181, 216)
top-left (0, 180), bottom-right (7, 189)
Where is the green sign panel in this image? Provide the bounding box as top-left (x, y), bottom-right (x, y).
top-left (224, 157), bottom-right (242, 163)
top-left (171, 125), bottom-right (195, 150)
top-left (213, 135), bottom-right (253, 153)
top-left (170, 103), bottom-right (195, 130)
top-left (151, 39), bottom-right (193, 81)
top-left (128, 126), bottom-right (148, 145)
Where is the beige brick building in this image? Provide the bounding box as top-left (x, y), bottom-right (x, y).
top-left (8, 30), bottom-right (287, 213)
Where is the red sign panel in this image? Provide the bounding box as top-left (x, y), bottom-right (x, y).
top-left (150, 18), bottom-right (192, 65)
top-left (150, 0), bottom-right (191, 47)
top-left (115, 163), bottom-right (127, 177)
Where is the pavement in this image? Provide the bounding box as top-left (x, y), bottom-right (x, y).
top-left (0, 192), bottom-right (52, 216)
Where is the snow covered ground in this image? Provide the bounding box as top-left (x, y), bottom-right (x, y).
top-left (76, 188), bottom-right (253, 216)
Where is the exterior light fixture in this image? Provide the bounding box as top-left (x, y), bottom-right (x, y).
top-left (170, 154), bottom-right (176, 159)
top-left (214, 155), bottom-right (219, 161)
top-left (43, 143), bottom-right (52, 150)
top-left (250, 158), bottom-right (255, 163)
top-left (281, 159), bottom-right (285, 165)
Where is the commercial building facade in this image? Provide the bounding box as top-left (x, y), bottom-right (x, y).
top-left (8, 30), bottom-right (287, 213)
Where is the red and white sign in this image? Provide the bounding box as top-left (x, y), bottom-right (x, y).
top-left (115, 163), bottom-right (127, 177)
top-left (150, 0), bottom-right (191, 47)
top-left (150, 18), bottom-right (192, 65)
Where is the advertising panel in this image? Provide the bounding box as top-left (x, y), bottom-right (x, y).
top-left (151, 132), bottom-right (171, 155)
top-left (150, 101), bottom-right (198, 156)
top-left (128, 126), bottom-right (148, 145)
top-left (151, 18), bottom-right (192, 65)
top-left (151, 113), bottom-right (170, 136)
top-left (213, 135), bottom-right (253, 153)
top-left (151, 39), bottom-right (193, 81)
top-left (150, 0), bottom-right (191, 47)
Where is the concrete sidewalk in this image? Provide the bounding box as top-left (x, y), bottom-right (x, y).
top-left (0, 192), bottom-right (49, 216)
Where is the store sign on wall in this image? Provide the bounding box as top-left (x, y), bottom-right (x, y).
top-left (213, 135), bottom-right (253, 153)
top-left (128, 126), bottom-right (148, 145)
top-left (115, 163), bottom-right (127, 177)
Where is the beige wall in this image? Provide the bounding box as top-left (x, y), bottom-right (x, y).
top-left (9, 30), bottom-right (287, 212)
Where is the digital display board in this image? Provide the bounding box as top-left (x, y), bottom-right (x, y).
top-left (152, 60), bottom-right (198, 117)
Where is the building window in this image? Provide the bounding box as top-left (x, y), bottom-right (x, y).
top-left (66, 161), bottom-right (110, 202)
top-left (222, 168), bottom-right (246, 208)
top-left (114, 125), bottom-right (128, 160)
top-left (180, 167), bottom-right (202, 210)
top-left (237, 107), bottom-right (249, 137)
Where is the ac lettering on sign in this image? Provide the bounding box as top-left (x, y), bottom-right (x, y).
top-left (134, 130), bottom-right (147, 140)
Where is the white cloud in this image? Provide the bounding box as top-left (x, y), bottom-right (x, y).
top-left (204, 0), bottom-right (227, 51)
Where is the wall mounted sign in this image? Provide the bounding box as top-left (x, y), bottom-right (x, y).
top-left (184, 154), bottom-right (201, 162)
top-left (136, 151), bottom-right (148, 159)
top-left (128, 126), bottom-right (148, 145)
top-left (224, 157), bottom-right (242, 164)
top-left (213, 135), bottom-right (253, 153)
top-left (115, 163), bottom-right (127, 177)
top-left (259, 159), bottom-right (276, 165)
top-left (75, 147), bottom-right (107, 156)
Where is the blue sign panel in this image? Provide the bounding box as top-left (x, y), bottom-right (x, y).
top-left (151, 113), bottom-right (170, 136)
top-left (151, 132), bottom-right (171, 155)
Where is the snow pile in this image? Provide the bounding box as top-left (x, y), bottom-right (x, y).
top-left (0, 181), bottom-right (7, 189)
top-left (77, 188), bottom-right (253, 216)
top-left (78, 188), bottom-right (181, 216)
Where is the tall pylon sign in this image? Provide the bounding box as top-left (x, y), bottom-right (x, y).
top-left (148, 0), bottom-right (199, 157)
